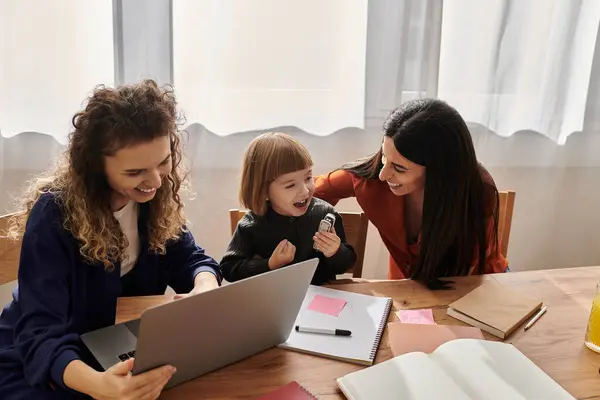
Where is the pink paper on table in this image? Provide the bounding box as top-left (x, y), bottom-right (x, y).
top-left (307, 294), bottom-right (347, 317)
top-left (396, 309), bottom-right (436, 325)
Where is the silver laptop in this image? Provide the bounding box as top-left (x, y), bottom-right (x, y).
top-left (81, 258), bottom-right (318, 388)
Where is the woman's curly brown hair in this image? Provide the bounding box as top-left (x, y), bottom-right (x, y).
top-left (7, 79), bottom-right (189, 270)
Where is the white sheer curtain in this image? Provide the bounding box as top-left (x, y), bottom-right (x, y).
top-left (364, 0), bottom-right (442, 127)
top-left (172, 0), bottom-right (368, 135)
top-left (1, 0), bottom-right (600, 288)
top-left (438, 0), bottom-right (600, 145)
top-left (0, 0), bottom-right (114, 144)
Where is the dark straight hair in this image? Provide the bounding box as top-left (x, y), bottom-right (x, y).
top-left (344, 98), bottom-right (499, 289)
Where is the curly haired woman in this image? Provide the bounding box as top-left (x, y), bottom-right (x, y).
top-left (0, 80), bottom-right (221, 400)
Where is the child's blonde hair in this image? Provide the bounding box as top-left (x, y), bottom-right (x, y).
top-left (239, 132), bottom-right (313, 215)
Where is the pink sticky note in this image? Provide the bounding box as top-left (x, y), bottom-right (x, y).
top-left (396, 309), bottom-right (436, 325)
top-left (307, 295), bottom-right (347, 317)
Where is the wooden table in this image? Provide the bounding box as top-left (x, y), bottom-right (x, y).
top-left (116, 267), bottom-right (600, 399)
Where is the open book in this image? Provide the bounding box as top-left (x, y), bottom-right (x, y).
top-left (336, 339), bottom-right (575, 400)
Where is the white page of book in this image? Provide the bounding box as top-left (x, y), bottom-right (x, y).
top-left (279, 285), bottom-right (390, 363)
top-left (338, 352), bottom-right (472, 400)
top-left (431, 339), bottom-right (576, 400)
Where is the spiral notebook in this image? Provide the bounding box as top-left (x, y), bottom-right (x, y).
top-left (257, 381), bottom-right (319, 399)
top-left (278, 285), bottom-right (393, 365)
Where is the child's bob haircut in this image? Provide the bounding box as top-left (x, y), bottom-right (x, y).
top-left (239, 132), bottom-right (313, 216)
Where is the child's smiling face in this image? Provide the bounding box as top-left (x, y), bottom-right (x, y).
top-left (267, 167), bottom-right (315, 217)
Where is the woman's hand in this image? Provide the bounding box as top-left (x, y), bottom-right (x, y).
top-left (268, 239), bottom-right (296, 270)
top-left (174, 272), bottom-right (219, 300)
top-left (63, 358), bottom-right (175, 400)
top-left (92, 358), bottom-right (175, 400)
top-left (313, 227), bottom-right (341, 258)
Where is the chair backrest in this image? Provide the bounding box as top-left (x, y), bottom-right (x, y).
top-left (229, 209), bottom-right (368, 278)
top-left (497, 190), bottom-right (516, 258)
top-left (0, 212), bottom-right (22, 285)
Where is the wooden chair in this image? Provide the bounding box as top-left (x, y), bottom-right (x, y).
top-left (0, 212), bottom-right (22, 285)
top-left (229, 209), bottom-right (369, 278)
top-left (498, 190), bottom-right (516, 258)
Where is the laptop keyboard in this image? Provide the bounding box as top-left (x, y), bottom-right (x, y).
top-left (117, 350), bottom-right (136, 362)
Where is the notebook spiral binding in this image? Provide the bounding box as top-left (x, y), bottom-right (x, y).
top-left (369, 298), bottom-right (393, 362)
top-left (298, 381), bottom-right (319, 399)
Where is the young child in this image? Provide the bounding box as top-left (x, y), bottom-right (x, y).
top-left (220, 132), bottom-right (356, 285)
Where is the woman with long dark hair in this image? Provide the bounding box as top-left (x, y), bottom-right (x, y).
top-left (315, 98), bottom-right (508, 289)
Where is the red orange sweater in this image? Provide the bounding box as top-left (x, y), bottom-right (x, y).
top-left (314, 170), bottom-right (508, 279)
